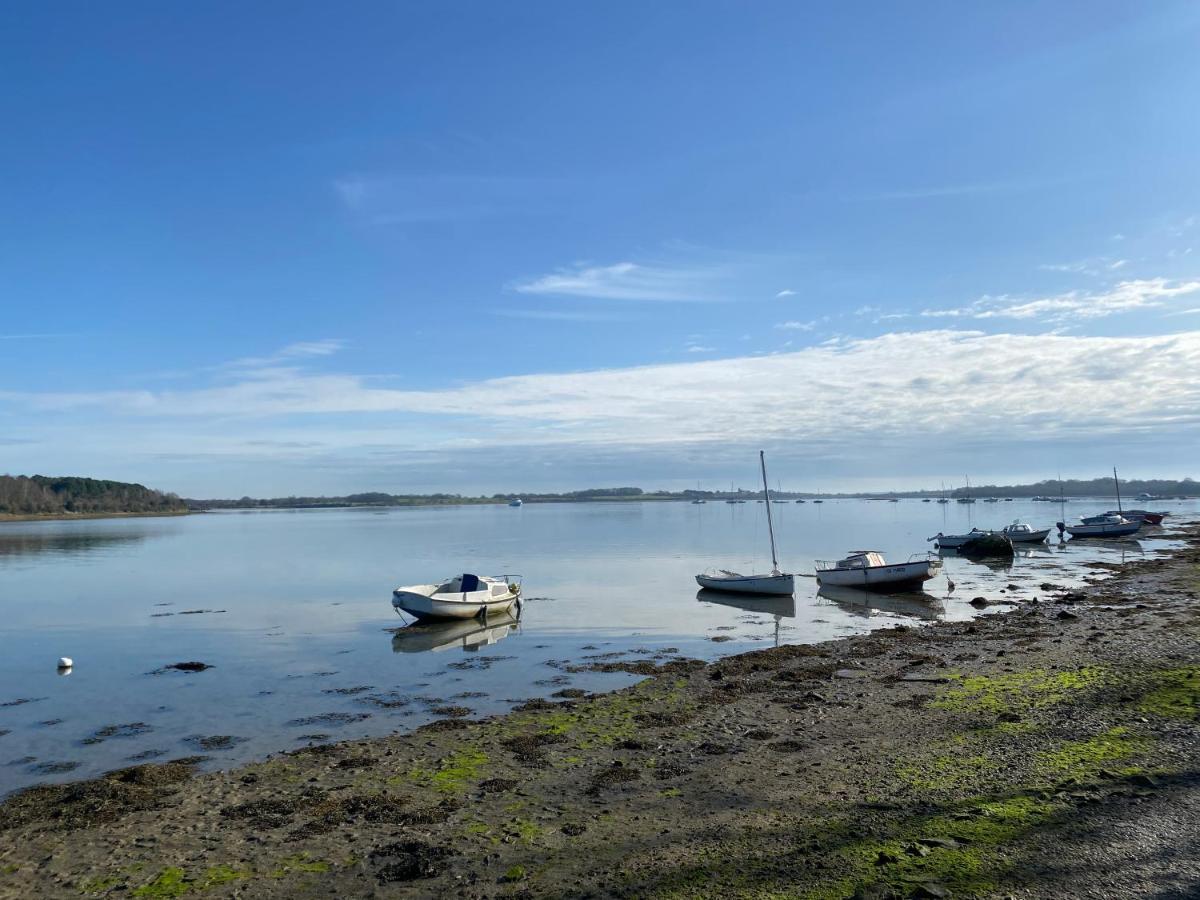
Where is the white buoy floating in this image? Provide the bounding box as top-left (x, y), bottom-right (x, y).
top-left (57, 657), bottom-right (73, 671)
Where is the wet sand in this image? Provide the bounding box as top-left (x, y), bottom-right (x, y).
top-left (1, 527), bottom-right (1198, 899)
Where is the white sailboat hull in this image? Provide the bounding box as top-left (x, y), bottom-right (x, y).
top-left (816, 559), bottom-right (941, 591)
top-left (694, 572), bottom-right (795, 596)
top-left (1063, 521), bottom-right (1141, 538)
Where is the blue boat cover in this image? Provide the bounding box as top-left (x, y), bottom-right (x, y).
top-left (460, 573), bottom-right (481, 592)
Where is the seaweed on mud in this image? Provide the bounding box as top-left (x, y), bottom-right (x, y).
top-left (561, 822), bottom-right (587, 836)
top-left (429, 705), bottom-right (471, 718)
top-left (334, 755), bottom-right (376, 769)
top-left (322, 685), bottom-right (373, 696)
top-left (695, 741), bottom-right (729, 755)
top-left (288, 793), bottom-right (446, 839)
top-left (0, 759), bottom-right (199, 831)
top-left (501, 730), bottom-right (567, 767)
top-left (767, 739), bottom-right (808, 753)
top-left (29, 761), bottom-right (80, 774)
top-left (0, 697), bottom-right (46, 708)
top-left (286, 712), bottom-right (372, 727)
top-left (370, 840), bottom-right (457, 883)
top-left (446, 655), bottom-right (514, 671)
top-left (358, 692), bottom-right (410, 709)
top-left (183, 734), bottom-right (246, 751)
top-left (552, 688), bottom-right (588, 699)
top-left (126, 748), bottom-right (168, 762)
top-left (151, 661), bottom-right (213, 674)
top-left (511, 698), bottom-right (569, 712)
top-left (221, 797), bottom-right (301, 830)
top-left (81, 722), bottom-right (153, 745)
top-left (585, 762), bottom-right (641, 795)
top-left (634, 709), bottom-right (695, 728)
top-left (417, 719), bottom-right (471, 733)
top-left (478, 778), bottom-right (518, 793)
top-left (575, 657), bottom-right (706, 677)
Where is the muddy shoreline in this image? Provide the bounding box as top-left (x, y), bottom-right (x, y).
top-left (2, 527), bottom-right (1198, 899)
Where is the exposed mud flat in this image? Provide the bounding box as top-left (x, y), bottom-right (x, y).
top-left (1, 527), bottom-right (1198, 898)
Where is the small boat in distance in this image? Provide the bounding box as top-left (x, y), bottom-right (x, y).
top-left (1001, 521), bottom-right (1050, 544)
top-left (956, 476), bottom-right (976, 503)
top-left (393, 574), bottom-right (522, 620)
top-left (695, 451), bottom-right (794, 596)
top-left (815, 551), bottom-right (942, 591)
top-left (508, 498), bottom-right (523, 507)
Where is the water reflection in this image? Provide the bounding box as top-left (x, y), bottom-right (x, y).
top-left (390, 612), bottom-right (521, 654)
top-left (938, 547), bottom-right (1013, 574)
top-left (0, 528), bottom-right (153, 562)
top-left (696, 589), bottom-right (795, 647)
top-left (817, 584), bottom-right (944, 621)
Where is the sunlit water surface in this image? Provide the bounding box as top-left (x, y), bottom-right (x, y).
top-left (1, 498), bottom-right (1195, 795)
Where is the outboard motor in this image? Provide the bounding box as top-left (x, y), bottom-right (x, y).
top-left (1056, 521), bottom-right (1066, 538)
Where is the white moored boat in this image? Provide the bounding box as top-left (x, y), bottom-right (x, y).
top-left (392, 573), bottom-right (521, 620)
top-left (927, 528), bottom-right (991, 549)
top-left (815, 551), bottom-right (942, 591)
top-left (695, 570), bottom-right (794, 596)
top-left (1000, 520), bottom-right (1050, 544)
top-left (694, 451), bottom-right (794, 596)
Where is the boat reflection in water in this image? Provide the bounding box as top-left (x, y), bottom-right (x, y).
top-left (817, 584), bottom-right (944, 621)
top-left (391, 611), bottom-right (520, 655)
top-left (696, 589), bottom-right (795, 647)
top-left (937, 547), bottom-right (1013, 575)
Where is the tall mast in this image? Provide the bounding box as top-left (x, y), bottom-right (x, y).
top-left (760, 450), bottom-right (780, 574)
top-left (1113, 467), bottom-right (1123, 514)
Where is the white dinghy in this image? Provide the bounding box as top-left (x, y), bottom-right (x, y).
top-left (695, 451), bottom-right (795, 596)
top-left (1001, 521), bottom-right (1051, 544)
top-left (392, 573), bottom-right (521, 621)
top-left (815, 551), bottom-right (942, 591)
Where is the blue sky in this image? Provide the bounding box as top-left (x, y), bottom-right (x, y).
top-left (2, 1), bottom-right (1200, 496)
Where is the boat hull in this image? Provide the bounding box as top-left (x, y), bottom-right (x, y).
top-left (1063, 522), bottom-right (1141, 538)
top-left (815, 559), bottom-right (941, 591)
top-left (392, 589), bottom-right (519, 620)
top-left (1002, 528), bottom-right (1050, 544)
top-left (694, 573), bottom-right (795, 596)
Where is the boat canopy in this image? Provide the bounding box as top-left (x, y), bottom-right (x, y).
top-left (835, 551), bottom-right (886, 569)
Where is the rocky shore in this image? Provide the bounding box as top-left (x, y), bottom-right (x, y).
top-left (2, 526), bottom-right (1198, 899)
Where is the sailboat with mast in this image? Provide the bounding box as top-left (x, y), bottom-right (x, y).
top-left (1061, 468), bottom-right (1142, 538)
top-left (695, 452), bottom-right (795, 596)
top-left (955, 476), bottom-right (976, 503)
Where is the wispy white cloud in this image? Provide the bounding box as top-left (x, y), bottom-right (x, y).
top-left (921, 278), bottom-right (1200, 323)
top-left (775, 289), bottom-right (796, 298)
top-left (511, 261), bottom-right (724, 302)
top-left (493, 308), bottom-right (629, 323)
top-left (685, 345), bottom-right (715, 353)
top-left (333, 173), bottom-right (561, 224)
top-left (1037, 256), bottom-right (1128, 276)
top-left (775, 320), bottom-right (815, 331)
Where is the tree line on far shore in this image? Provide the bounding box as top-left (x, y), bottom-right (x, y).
top-left (0, 475), bottom-right (186, 515)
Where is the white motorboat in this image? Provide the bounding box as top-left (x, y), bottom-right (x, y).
top-left (1060, 515), bottom-right (1141, 539)
top-left (508, 498), bottom-right (523, 507)
top-left (695, 451), bottom-right (794, 596)
top-left (392, 573), bottom-right (521, 620)
top-left (1000, 520), bottom-right (1050, 544)
top-left (815, 551), bottom-right (942, 591)
top-left (927, 527), bottom-right (991, 549)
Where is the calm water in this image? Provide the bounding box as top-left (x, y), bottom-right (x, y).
top-left (1, 498), bottom-right (1195, 795)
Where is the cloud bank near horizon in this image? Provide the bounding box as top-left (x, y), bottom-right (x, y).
top-left (4, 328), bottom-right (1200, 494)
